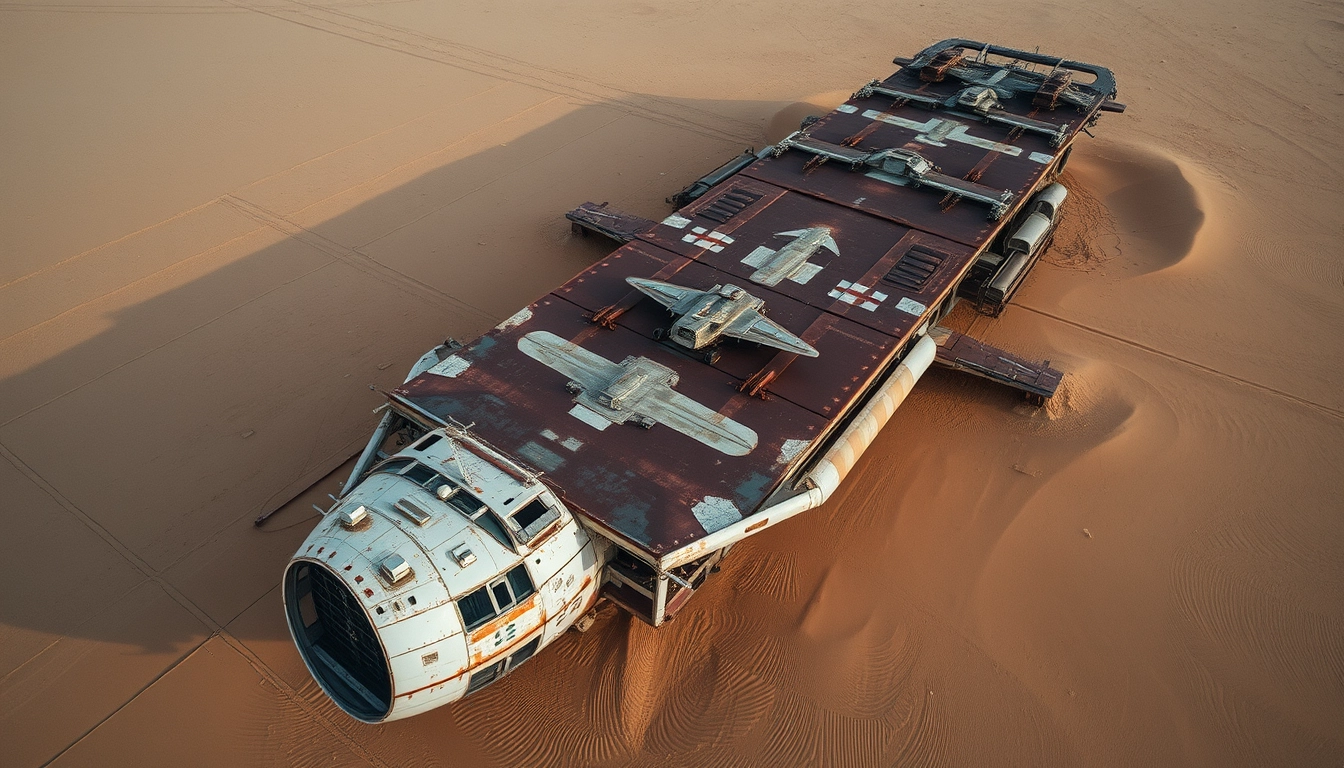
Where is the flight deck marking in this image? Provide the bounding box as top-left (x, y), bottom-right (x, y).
top-left (828, 280), bottom-right (888, 311)
top-left (895, 297), bottom-right (927, 316)
top-left (682, 226), bottom-right (735, 252)
top-left (568, 404), bottom-right (611, 431)
top-left (427, 356), bottom-right (471, 378)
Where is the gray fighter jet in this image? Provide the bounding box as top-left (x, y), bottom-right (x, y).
top-left (626, 277), bottom-right (819, 358)
top-left (517, 330), bottom-right (757, 455)
top-left (742, 227), bottom-right (839, 287)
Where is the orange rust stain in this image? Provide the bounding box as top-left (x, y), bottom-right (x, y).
top-left (470, 623), bottom-right (545, 667)
top-left (468, 595), bottom-right (539, 645)
top-left (395, 668), bottom-right (467, 699)
top-left (531, 521), bottom-right (562, 545)
top-left (580, 586), bottom-right (602, 615)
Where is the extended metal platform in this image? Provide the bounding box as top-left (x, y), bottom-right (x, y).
top-left (930, 326), bottom-right (1062, 403)
top-left (566, 202), bottom-right (656, 244)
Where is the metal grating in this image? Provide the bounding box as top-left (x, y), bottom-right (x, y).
top-left (698, 188), bottom-right (763, 224)
top-left (882, 245), bottom-right (945, 291)
top-left (309, 564), bottom-right (391, 707)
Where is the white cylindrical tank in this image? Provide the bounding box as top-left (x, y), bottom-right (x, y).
top-left (986, 251), bottom-right (1031, 304)
top-left (1030, 182), bottom-right (1068, 219)
top-left (1006, 211), bottom-right (1053, 256)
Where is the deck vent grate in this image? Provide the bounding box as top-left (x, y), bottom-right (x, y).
top-left (882, 245), bottom-right (945, 291)
top-left (698, 188), bottom-right (763, 224)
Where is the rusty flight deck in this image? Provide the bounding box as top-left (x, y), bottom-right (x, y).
top-left (396, 39), bottom-right (1119, 568)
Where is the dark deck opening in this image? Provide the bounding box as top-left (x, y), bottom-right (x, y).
top-left (285, 561), bottom-right (392, 722)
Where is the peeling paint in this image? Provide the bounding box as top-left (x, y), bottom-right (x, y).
top-left (692, 496), bottom-right (743, 533)
top-left (468, 596), bottom-right (540, 644)
top-left (776, 438), bottom-right (810, 466)
top-left (568, 403), bottom-right (611, 431)
top-left (495, 307), bottom-right (533, 331)
top-left (516, 441), bottom-right (565, 473)
top-left (428, 355), bottom-right (471, 378)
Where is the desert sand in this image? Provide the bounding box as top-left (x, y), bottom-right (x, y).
top-left (1, 0), bottom-right (1341, 765)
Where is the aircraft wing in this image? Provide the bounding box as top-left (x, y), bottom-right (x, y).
top-left (517, 330), bottom-right (622, 391)
top-left (637, 389), bottom-right (758, 457)
top-left (519, 330), bottom-right (757, 456)
top-left (776, 228), bottom-right (839, 256)
top-left (626, 277), bottom-right (701, 309)
top-left (723, 311), bottom-right (819, 357)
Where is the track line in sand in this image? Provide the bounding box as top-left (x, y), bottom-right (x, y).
top-left (1014, 303), bottom-right (1344, 421)
top-left (0, 441), bottom-right (388, 767)
top-left (0, 198), bottom-right (222, 294)
top-left (218, 194), bottom-right (496, 321)
top-left (0, 225), bottom-right (264, 348)
top-left (242, 88), bottom-right (566, 220)
top-left (353, 108), bottom-right (627, 249)
top-left (0, 257), bottom-right (335, 431)
top-left (228, 79), bottom-right (516, 198)
top-left (220, 0), bottom-right (759, 145)
top-left (0, 82), bottom-right (519, 294)
top-left (283, 94), bottom-right (569, 224)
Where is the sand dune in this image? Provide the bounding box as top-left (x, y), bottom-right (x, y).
top-left (1, 0), bottom-right (1341, 765)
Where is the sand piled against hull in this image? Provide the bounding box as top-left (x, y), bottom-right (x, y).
top-left (1, 0), bottom-right (1341, 765)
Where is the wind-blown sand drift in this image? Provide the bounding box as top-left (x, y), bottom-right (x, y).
top-left (1, 1), bottom-right (1341, 765)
